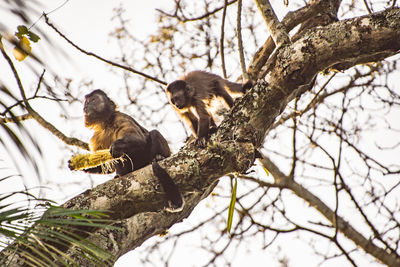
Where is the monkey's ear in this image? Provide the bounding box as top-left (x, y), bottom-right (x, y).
top-left (186, 84), bottom-right (196, 97)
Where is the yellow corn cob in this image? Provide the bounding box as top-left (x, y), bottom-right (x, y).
top-left (69, 149), bottom-right (125, 173)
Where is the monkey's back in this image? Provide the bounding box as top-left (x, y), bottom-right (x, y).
top-left (90, 111), bottom-right (148, 152)
top-left (183, 71), bottom-right (221, 100)
top-left (183, 71), bottom-right (243, 100)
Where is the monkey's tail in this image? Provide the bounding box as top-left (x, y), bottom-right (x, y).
top-left (152, 162), bottom-right (184, 213)
top-left (224, 80), bottom-right (243, 93)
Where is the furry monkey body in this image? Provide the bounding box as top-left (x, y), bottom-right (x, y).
top-left (166, 71), bottom-right (252, 143)
top-left (76, 89), bottom-right (183, 212)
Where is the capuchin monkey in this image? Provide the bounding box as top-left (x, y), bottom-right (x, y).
top-left (71, 89), bottom-right (183, 212)
top-left (165, 71), bottom-right (252, 145)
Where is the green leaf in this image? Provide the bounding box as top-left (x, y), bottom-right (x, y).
top-left (227, 177), bottom-right (238, 234)
top-left (27, 31), bottom-right (41, 43)
top-left (14, 25), bottom-right (40, 43)
top-left (15, 25), bottom-right (29, 38)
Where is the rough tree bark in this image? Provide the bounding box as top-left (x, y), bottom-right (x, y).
top-left (1, 5), bottom-right (400, 267)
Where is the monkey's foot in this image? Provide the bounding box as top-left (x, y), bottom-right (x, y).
top-left (165, 200), bottom-right (184, 213)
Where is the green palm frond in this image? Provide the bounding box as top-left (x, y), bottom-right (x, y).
top-left (0, 178), bottom-right (120, 266)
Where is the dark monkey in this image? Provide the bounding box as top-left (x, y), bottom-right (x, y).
top-left (165, 71), bottom-right (252, 144)
top-left (75, 89), bottom-right (183, 211)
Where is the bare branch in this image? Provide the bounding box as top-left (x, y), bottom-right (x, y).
top-left (220, 0), bottom-right (228, 78)
top-left (254, 0), bottom-right (290, 48)
top-left (0, 114), bottom-right (33, 123)
top-left (260, 155), bottom-right (400, 266)
top-left (288, 97), bottom-right (298, 178)
top-left (156, 0), bottom-right (237, 22)
top-left (43, 13), bottom-right (167, 86)
top-left (363, 0), bottom-right (373, 14)
top-left (0, 40), bottom-right (89, 150)
top-left (236, 0), bottom-right (248, 81)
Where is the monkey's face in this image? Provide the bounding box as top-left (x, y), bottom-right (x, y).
top-left (84, 93), bottom-right (105, 117)
top-left (84, 89), bottom-right (115, 126)
top-left (170, 90), bottom-right (189, 109)
top-left (166, 80), bottom-right (190, 109)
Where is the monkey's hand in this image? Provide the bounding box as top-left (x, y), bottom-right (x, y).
top-left (195, 136), bottom-right (208, 147)
top-left (242, 80), bottom-right (253, 92)
top-left (209, 125), bottom-right (218, 135)
top-left (110, 139), bottom-right (128, 158)
top-left (67, 159), bottom-right (75, 170)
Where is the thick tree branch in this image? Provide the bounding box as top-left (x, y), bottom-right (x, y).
top-left (247, 0), bottom-right (332, 80)
top-left (61, 141), bottom-right (255, 219)
top-left (63, 182), bottom-right (218, 265)
top-left (260, 8), bottom-right (400, 98)
top-left (67, 7), bottom-right (400, 262)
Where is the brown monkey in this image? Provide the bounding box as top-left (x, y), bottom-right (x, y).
top-left (165, 71), bottom-right (252, 144)
top-left (72, 89), bottom-right (183, 212)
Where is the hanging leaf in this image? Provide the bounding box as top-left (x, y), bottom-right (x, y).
top-left (13, 25), bottom-right (40, 61)
top-left (15, 25), bottom-right (40, 42)
top-left (13, 36), bottom-right (31, 61)
top-left (227, 177), bottom-right (238, 234)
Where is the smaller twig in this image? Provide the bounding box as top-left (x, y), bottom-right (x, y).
top-left (1, 95), bottom-right (69, 117)
top-left (220, 0), bottom-right (228, 78)
top-left (261, 154), bottom-right (400, 266)
top-left (254, 0), bottom-right (290, 48)
top-left (310, 135), bottom-right (398, 254)
top-left (363, 0), bottom-right (373, 14)
top-left (0, 40), bottom-right (89, 150)
top-left (29, 0), bottom-right (70, 29)
top-left (270, 72), bottom-right (336, 130)
top-left (288, 97), bottom-right (298, 178)
top-left (33, 70), bottom-right (46, 97)
top-left (0, 114), bottom-right (33, 123)
top-left (237, 0), bottom-right (249, 81)
top-left (237, 174), bottom-right (285, 188)
top-left (156, 0), bottom-right (237, 22)
top-left (43, 14), bottom-right (167, 86)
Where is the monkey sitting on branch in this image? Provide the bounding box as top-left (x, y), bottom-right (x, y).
top-left (69, 89), bottom-right (183, 212)
top-left (165, 71), bottom-right (252, 145)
